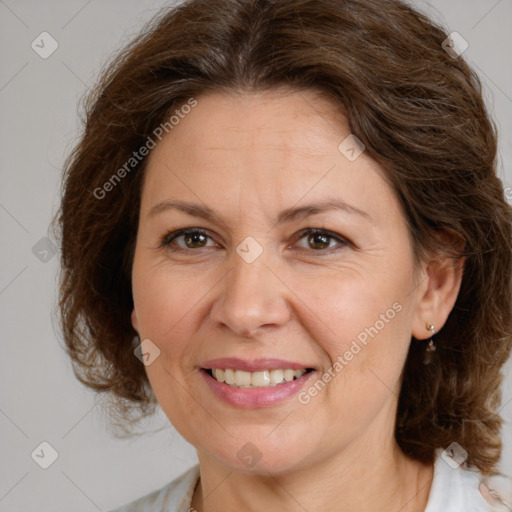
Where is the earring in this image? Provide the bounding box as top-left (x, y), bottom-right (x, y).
top-left (423, 322), bottom-right (436, 365)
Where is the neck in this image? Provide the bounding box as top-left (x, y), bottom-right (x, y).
top-left (191, 441), bottom-right (434, 512)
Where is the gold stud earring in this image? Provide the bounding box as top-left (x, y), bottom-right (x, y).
top-left (423, 322), bottom-right (436, 365)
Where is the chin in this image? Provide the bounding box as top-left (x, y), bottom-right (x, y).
top-left (199, 432), bottom-right (319, 476)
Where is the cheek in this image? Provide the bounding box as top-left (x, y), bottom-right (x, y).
top-left (132, 257), bottom-right (203, 339)
top-left (302, 256), bottom-right (414, 395)
top-left (132, 262), bottom-right (206, 429)
top-left (313, 300), bottom-right (411, 435)
top-left (296, 264), bottom-right (404, 353)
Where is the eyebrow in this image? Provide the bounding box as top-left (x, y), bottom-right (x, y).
top-left (148, 198), bottom-right (374, 225)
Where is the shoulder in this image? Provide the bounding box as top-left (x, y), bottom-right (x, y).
top-left (107, 464), bottom-right (200, 512)
top-left (425, 448), bottom-right (489, 512)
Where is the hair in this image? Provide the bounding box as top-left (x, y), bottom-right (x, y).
top-left (54, 0), bottom-right (512, 474)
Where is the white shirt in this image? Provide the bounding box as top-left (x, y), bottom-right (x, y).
top-left (108, 449), bottom-right (491, 511)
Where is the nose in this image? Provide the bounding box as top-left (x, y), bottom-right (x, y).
top-left (210, 248), bottom-right (292, 339)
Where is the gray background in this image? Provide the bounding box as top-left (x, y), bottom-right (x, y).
top-left (0, 0), bottom-right (511, 510)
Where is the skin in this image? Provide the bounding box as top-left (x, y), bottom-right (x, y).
top-left (130, 88), bottom-right (463, 511)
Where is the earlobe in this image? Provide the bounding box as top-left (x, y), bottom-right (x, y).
top-left (411, 253), bottom-right (465, 340)
top-left (131, 308), bottom-right (139, 333)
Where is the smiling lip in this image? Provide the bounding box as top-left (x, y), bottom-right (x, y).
top-left (199, 358), bottom-right (316, 408)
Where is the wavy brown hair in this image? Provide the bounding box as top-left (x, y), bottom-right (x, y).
top-left (53, 0), bottom-right (512, 474)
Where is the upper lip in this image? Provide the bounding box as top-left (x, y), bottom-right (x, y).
top-left (201, 358), bottom-right (315, 372)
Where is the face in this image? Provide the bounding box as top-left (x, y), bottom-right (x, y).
top-left (130, 89), bottom-right (425, 475)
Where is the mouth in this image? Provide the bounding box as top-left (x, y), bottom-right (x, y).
top-left (204, 367), bottom-right (315, 388)
top-left (199, 357), bottom-right (317, 408)
top-left (199, 360), bottom-right (317, 408)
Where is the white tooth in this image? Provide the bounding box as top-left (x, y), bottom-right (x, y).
top-left (269, 369), bottom-right (284, 384)
top-left (283, 369), bottom-right (295, 382)
top-left (214, 368), bottom-right (307, 387)
top-left (224, 368), bottom-right (235, 385)
top-left (251, 370), bottom-right (271, 387)
top-left (234, 370), bottom-right (252, 387)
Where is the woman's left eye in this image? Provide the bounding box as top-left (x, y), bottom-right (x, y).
top-left (293, 228), bottom-right (349, 252)
top-left (160, 227), bottom-right (349, 253)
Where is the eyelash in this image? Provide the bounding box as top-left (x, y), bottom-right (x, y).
top-left (159, 227), bottom-right (350, 254)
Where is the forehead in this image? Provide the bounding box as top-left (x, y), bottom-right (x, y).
top-left (141, 89), bottom-right (399, 229)
top-left (158, 88), bottom-right (350, 155)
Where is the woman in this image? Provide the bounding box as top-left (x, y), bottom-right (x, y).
top-left (55, 0), bottom-right (512, 510)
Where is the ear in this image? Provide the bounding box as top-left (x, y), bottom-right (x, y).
top-left (131, 308), bottom-right (139, 334)
top-left (411, 232), bottom-right (465, 340)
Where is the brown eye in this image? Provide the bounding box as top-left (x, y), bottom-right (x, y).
top-left (294, 228), bottom-right (349, 252)
top-left (307, 232), bottom-right (330, 250)
top-left (161, 229), bottom-right (216, 250)
top-left (182, 231), bottom-right (208, 248)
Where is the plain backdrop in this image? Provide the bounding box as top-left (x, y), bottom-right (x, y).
top-left (0, 0), bottom-right (511, 510)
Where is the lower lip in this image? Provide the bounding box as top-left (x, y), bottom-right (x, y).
top-left (200, 369), bottom-right (316, 408)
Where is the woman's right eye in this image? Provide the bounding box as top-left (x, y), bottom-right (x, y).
top-left (161, 228), bottom-right (217, 250)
